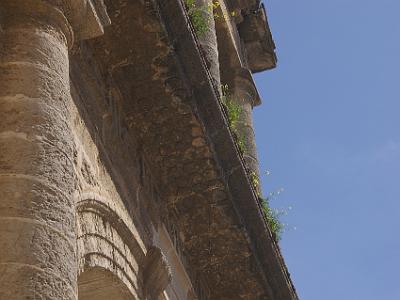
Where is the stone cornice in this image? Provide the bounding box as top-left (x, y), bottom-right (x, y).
top-left (155, 0), bottom-right (297, 298)
top-left (223, 0), bottom-right (277, 72)
top-left (238, 3), bottom-right (277, 72)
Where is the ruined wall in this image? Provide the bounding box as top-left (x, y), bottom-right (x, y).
top-left (72, 99), bottom-right (145, 299)
top-left (70, 55), bottom-right (196, 299)
top-left (0, 1), bottom-right (195, 299)
top-left (0, 1), bottom-right (297, 299)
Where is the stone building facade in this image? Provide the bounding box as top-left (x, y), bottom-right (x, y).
top-left (0, 0), bottom-right (297, 299)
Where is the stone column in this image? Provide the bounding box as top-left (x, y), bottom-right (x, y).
top-left (195, 0), bottom-right (221, 94)
top-left (0, 1), bottom-right (109, 299)
top-left (232, 75), bottom-right (261, 186)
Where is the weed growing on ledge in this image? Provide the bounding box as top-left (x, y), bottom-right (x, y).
top-left (251, 170), bottom-right (285, 241)
top-left (237, 135), bottom-right (247, 153)
top-left (212, 1), bottom-right (238, 19)
top-left (184, 0), bottom-right (211, 36)
top-left (220, 84), bottom-right (246, 153)
top-left (260, 195), bottom-right (284, 241)
top-left (221, 83), bottom-right (286, 240)
top-left (250, 171), bottom-right (260, 196)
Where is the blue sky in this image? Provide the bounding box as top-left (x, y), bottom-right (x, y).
top-left (254, 0), bottom-right (400, 299)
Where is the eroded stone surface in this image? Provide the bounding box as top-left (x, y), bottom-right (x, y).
top-left (0, 0), bottom-right (296, 299)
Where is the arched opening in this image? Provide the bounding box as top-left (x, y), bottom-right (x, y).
top-left (78, 267), bottom-right (135, 300)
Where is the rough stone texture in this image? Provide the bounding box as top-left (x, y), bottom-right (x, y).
top-left (195, 0), bottom-right (222, 95)
top-left (78, 268), bottom-right (134, 300)
top-left (0, 5), bottom-right (77, 299)
top-left (232, 75), bottom-right (261, 183)
top-left (0, 0), bottom-right (297, 299)
top-left (238, 3), bottom-right (277, 72)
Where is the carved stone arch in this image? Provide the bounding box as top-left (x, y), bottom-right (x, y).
top-left (76, 192), bottom-right (146, 299)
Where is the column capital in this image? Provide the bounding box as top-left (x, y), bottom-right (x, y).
top-left (233, 68), bottom-right (262, 107)
top-left (0, 0), bottom-right (110, 47)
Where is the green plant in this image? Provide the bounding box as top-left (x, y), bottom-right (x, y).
top-left (250, 171), bottom-right (260, 186)
top-left (259, 184), bottom-right (290, 241)
top-left (224, 100), bottom-right (241, 130)
top-left (184, 0), bottom-right (212, 36)
top-left (221, 84), bottom-right (240, 128)
top-left (220, 84), bottom-right (246, 153)
top-left (237, 134), bottom-right (247, 153)
top-left (260, 196), bottom-right (284, 241)
top-left (212, 1), bottom-right (238, 19)
top-left (250, 171), bottom-right (260, 195)
top-left (221, 83), bottom-right (287, 240)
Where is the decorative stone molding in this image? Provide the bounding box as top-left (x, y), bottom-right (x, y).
top-left (0, 0), bottom-right (74, 46)
top-left (238, 3), bottom-right (277, 72)
top-left (77, 194), bottom-right (146, 299)
top-left (233, 68), bottom-right (261, 107)
top-left (143, 246), bottom-right (172, 299)
top-left (0, 0), bottom-right (110, 48)
top-left (66, 0), bottom-right (111, 41)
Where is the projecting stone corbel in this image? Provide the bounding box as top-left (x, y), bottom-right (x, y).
top-left (67, 0), bottom-right (111, 41)
top-left (143, 246), bottom-right (172, 299)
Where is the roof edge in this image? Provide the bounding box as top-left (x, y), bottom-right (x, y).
top-left (156, 0), bottom-right (297, 298)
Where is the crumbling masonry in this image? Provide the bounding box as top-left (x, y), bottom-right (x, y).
top-left (0, 0), bottom-right (297, 299)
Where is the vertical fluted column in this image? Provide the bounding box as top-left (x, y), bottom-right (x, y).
top-left (0, 2), bottom-right (77, 299)
top-left (232, 76), bottom-right (261, 184)
top-left (195, 0), bottom-right (221, 94)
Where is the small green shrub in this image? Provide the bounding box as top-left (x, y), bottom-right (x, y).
top-left (212, 1), bottom-right (238, 19)
top-left (260, 196), bottom-right (284, 241)
top-left (224, 100), bottom-right (241, 130)
top-left (221, 83), bottom-right (286, 240)
top-left (221, 84), bottom-right (240, 128)
top-left (259, 185), bottom-right (288, 241)
top-left (220, 84), bottom-right (246, 153)
top-left (250, 171), bottom-right (259, 186)
top-left (237, 134), bottom-right (247, 153)
top-left (184, 0), bottom-right (211, 36)
top-left (250, 171), bottom-right (260, 195)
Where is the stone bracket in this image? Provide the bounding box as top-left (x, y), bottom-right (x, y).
top-left (69, 0), bottom-right (111, 40)
top-left (143, 246), bottom-right (172, 299)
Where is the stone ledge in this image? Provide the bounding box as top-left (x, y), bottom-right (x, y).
top-left (156, 0), bottom-right (296, 299)
top-left (238, 3), bottom-right (277, 72)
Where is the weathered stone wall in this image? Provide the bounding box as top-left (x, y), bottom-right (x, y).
top-left (69, 51), bottom-right (192, 300)
top-left (68, 35), bottom-right (207, 298)
top-left (0, 0), bottom-right (297, 299)
top-left (0, 1), bottom-right (190, 299)
top-left (72, 100), bottom-right (146, 299)
top-left (0, 2), bottom-right (78, 298)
